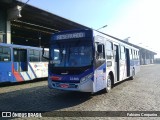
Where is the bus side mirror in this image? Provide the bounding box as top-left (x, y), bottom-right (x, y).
top-left (97, 44), bottom-right (103, 53)
top-left (42, 47), bottom-right (49, 60)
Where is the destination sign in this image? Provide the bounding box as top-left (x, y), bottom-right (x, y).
top-left (56, 32), bottom-right (85, 40)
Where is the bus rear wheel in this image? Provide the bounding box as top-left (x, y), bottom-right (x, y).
top-left (105, 75), bottom-right (112, 93)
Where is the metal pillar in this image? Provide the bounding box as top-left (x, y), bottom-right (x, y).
top-left (6, 21), bottom-right (11, 44)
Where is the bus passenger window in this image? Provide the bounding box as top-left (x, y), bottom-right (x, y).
top-left (29, 50), bottom-right (40, 62)
top-left (134, 50), bottom-right (137, 60)
top-left (132, 50), bottom-right (134, 60)
top-left (130, 49), bottom-right (133, 60)
top-left (135, 51), bottom-right (137, 60)
top-left (136, 51), bottom-right (138, 60)
top-left (120, 46), bottom-right (125, 60)
top-left (106, 51), bottom-right (113, 59)
top-left (105, 41), bottom-right (113, 59)
top-left (137, 51), bottom-right (139, 59)
top-left (41, 51), bottom-right (49, 62)
top-left (0, 47), bottom-right (11, 62)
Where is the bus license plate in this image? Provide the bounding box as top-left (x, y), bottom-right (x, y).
top-left (60, 84), bottom-right (69, 88)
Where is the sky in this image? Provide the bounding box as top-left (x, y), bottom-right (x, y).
top-left (21, 0), bottom-right (160, 57)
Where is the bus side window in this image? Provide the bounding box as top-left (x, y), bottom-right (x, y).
top-left (135, 50), bottom-right (137, 60)
top-left (129, 49), bottom-right (131, 58)
top-left (97, 44), bottom-right (105, 59)
top-left (105, 41), bottom-right (113, 59)
top-left (120, 46), bottom-right (125, 60)
top-left (134, 50), bottom-right (136, 60)
top-left (0, 47), bottom-right (11, 62)
top-left (132, 50), bottom-right (135, 60)
top-left (41, 50), bottom-right (49, 61)
top-left (29, 50), bottom-right (40, 62)
top-left (131, 49), bottom-right (132, 58)
top-left (137, 51), bottom-right (139, 59)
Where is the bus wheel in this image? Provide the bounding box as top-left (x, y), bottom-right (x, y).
top-left (130, 69), bottom-right (135, 80)
top-left (105, 75), bottom-right (112, 93)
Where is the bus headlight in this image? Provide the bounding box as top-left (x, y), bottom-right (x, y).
top-left (87, 73), bottom-right (93, 79)
top-left (80, 73), bottom-right (93, 83)
top-left (81, 77), bottom-right (86, 82)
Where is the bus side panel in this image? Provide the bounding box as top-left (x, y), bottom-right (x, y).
top-left (13, 62), bottom-right (24, 82)
top-left (28, 62), bottom-right (48, 78)
top-left (94, 62), bottom-right (106, 92)
top-left (11, 62), bottom-right (48, 82)
top-left (41, 62), bottom-right (48, 77)
top-left (27, 62), bottom-right (37, 80)
top-left (13, 62), bottom-right (35, 81)
top-left (0, 62), bottom-right (14, 82)
top-left (119, 60), bottom-right (127, 81)
top-left (12, 62), bottom-right (48, 82)
top-left (29, 62), bottom-right (42, 78)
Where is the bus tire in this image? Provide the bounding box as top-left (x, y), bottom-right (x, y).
top-left (105, 74), bottom-right (112, 93)
top-left (130, 69), bottom-right (135, 80)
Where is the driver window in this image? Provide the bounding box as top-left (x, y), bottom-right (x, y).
top-left (96, 43), bottom-right (105, 60)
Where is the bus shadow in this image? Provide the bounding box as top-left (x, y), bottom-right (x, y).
top-left (113, 78), bottom-right (131, 87)
top-left (91, 78), bottom-right (132, 96)
top-left (0, 78), bottom-right (133, 113)
top-left (0, 78), bottom-right (47, 87)
top-left (0, 85), bottom-right (92, 112)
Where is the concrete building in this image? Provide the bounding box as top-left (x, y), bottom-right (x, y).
top-left (0, 0), bottom-right (87, 46)
top-left (0, 0), bottom-right (15, 43)
top-left (137, 47), bottom-right (156, 65)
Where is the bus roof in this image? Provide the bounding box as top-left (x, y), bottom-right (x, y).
top-left (0, 43), bottom-right (42, 50)
top-left (93, 30), bottom-right (139, 50)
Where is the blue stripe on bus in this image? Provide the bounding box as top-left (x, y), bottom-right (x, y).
top-left (26, 72), bottom-right (32, 80)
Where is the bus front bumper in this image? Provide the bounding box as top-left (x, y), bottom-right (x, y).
top-left (48, 79), bottom-right (94, 92)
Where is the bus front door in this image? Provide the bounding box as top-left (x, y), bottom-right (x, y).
top-left (126, 48), bottom-right (130, 77)
top-left (114, 45), bottom-right (120, 82)
top-left (13, 49), bottom-right (28, 78)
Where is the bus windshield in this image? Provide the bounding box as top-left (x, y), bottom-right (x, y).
top-left (50, 40), bottom-right (93, 67)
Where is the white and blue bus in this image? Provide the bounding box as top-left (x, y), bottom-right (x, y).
top-left (46, 29), bottom-right (140, 93)
top-left (0, 43), bottom-right (48, 83)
